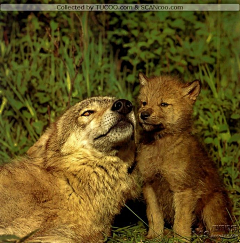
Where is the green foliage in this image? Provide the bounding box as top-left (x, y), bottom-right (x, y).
top-left (106, 1), bottom-right (240, 80)
top-left (0, 10), bottom-right (134, 162)
top-left (106, 221), bottom-right (239, 242)
top-left (194, 64), bottom-right (240, 219)
top-left (0, 0), bottom-right (240, 241)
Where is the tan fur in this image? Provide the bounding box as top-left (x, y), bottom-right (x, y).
top-left (0, 97), bottom-right (139, 243)
top-left (136, 74), bottom-right (232, 241)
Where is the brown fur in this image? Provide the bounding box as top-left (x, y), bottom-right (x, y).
top-left (136, 74), bottom-right (232, 241)
top-left (0, 97), bottom-right (139, 242)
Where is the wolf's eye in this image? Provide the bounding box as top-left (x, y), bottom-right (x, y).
top-left (81, 110), bottom-right (94, 116)
top-left (160, 103), bottom-right (169, 107)
top-left (142, 102), bottom-right (147, 106)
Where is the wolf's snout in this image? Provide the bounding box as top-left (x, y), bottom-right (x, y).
top-left (140, 111), bottom-right (151, 120)
top-left (112, 99), bottom-right (133, 115)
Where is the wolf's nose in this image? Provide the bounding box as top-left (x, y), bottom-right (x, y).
top-left (112, 99), bottom-right (133, 114)
top-left (140, 111), bottom-right (151, 120)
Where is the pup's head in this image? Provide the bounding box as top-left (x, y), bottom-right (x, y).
top-left (28, 97), bottom-right (136, 158)
top-left (138, 73), bottom-right (201, 135)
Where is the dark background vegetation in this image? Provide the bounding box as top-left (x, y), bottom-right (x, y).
top-left (0, 0), bottom-right (239, 242)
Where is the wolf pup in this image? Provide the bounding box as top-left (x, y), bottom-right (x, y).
top-left (136, 74), bottom-right (232, 241)
top-left (0, 97), bottom-right (138, 243)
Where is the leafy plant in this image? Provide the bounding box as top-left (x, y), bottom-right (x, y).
top-left (0, 10), bottom-right (135, 162)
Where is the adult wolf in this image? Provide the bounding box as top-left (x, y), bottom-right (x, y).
top-left (0, 97), bottom-right (138, 243)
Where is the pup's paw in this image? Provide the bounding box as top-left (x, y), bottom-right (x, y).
top-left (146, 230), bottom-right (162, 239)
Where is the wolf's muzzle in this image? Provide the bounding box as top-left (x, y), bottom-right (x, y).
top-left (112, 99), bottom-right (133, 115)
top-left (140, 108), bottom-right (153, 120)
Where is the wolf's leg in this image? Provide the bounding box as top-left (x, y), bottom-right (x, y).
top-left (202, 192), bottom-right (231, 238)
top-left (143, 183), bottom-right (164, 239)
top-left (173, 189), bottom-right (196, 242)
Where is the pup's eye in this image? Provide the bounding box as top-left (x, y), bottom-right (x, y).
top-left (160, 103), bottom-right (169, 107)
top-left (81, 110), bottom-right (94, 116)
top-left (142, 102), bottom-right (147, 106)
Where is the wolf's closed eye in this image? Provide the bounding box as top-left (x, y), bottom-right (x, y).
top-left (81, 110), bottom-right (95, 116)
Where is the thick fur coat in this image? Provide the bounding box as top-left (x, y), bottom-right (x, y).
top-left (0, 97), bottom-right (138, 242)
top-left (136, 74), bottom-right (232, 241)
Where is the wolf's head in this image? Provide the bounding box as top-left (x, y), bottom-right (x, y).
top-left (27, 97), bottom-right (136, 159)
top-left (138, 73), bottom-right (201, 136)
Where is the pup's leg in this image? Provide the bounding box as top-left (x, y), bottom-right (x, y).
top-left (202, 192), bottom-right (231, 238)
top-left (143, 183), bottom-right (164, 239)
top-left (173, 189), bottom-right (196, 242)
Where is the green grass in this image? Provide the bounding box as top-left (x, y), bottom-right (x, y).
top-left (107, 222), bottom-right (240, 242)
top-left (0, 223), bottom-right (239, 243)
top-left (105, 204), bottom-right (240, 242)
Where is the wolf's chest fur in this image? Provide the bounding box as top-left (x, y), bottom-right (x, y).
top-left (139, 133), bottom-right (206, 192)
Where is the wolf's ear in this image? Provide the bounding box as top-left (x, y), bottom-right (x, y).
top-left (27, 128), bottom-right (52, 157)
top-left (139, 73), bottom-right (148, 86)
top-left (182, 80), bottom-right (201, 102)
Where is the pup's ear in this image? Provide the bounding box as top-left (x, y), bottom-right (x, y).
top-left (27, 128), bottom-right (52, 157)
top-left (182, 80), bottom-right (201, 102)
top-left (139, 73), bottom-right (148, 86)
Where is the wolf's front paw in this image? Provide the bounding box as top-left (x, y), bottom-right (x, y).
top-left (146, 230), bottom-right (162, 239)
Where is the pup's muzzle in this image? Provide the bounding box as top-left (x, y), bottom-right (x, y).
top-left (140, 108), bottom-right (153, 121)
top-left (112, 99), bottom-right (133, 115)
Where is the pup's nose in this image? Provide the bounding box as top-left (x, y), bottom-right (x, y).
top-left (112, 99), bottom-right (133, 114)
top-left (140, 111), bottom-right (151, 120)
